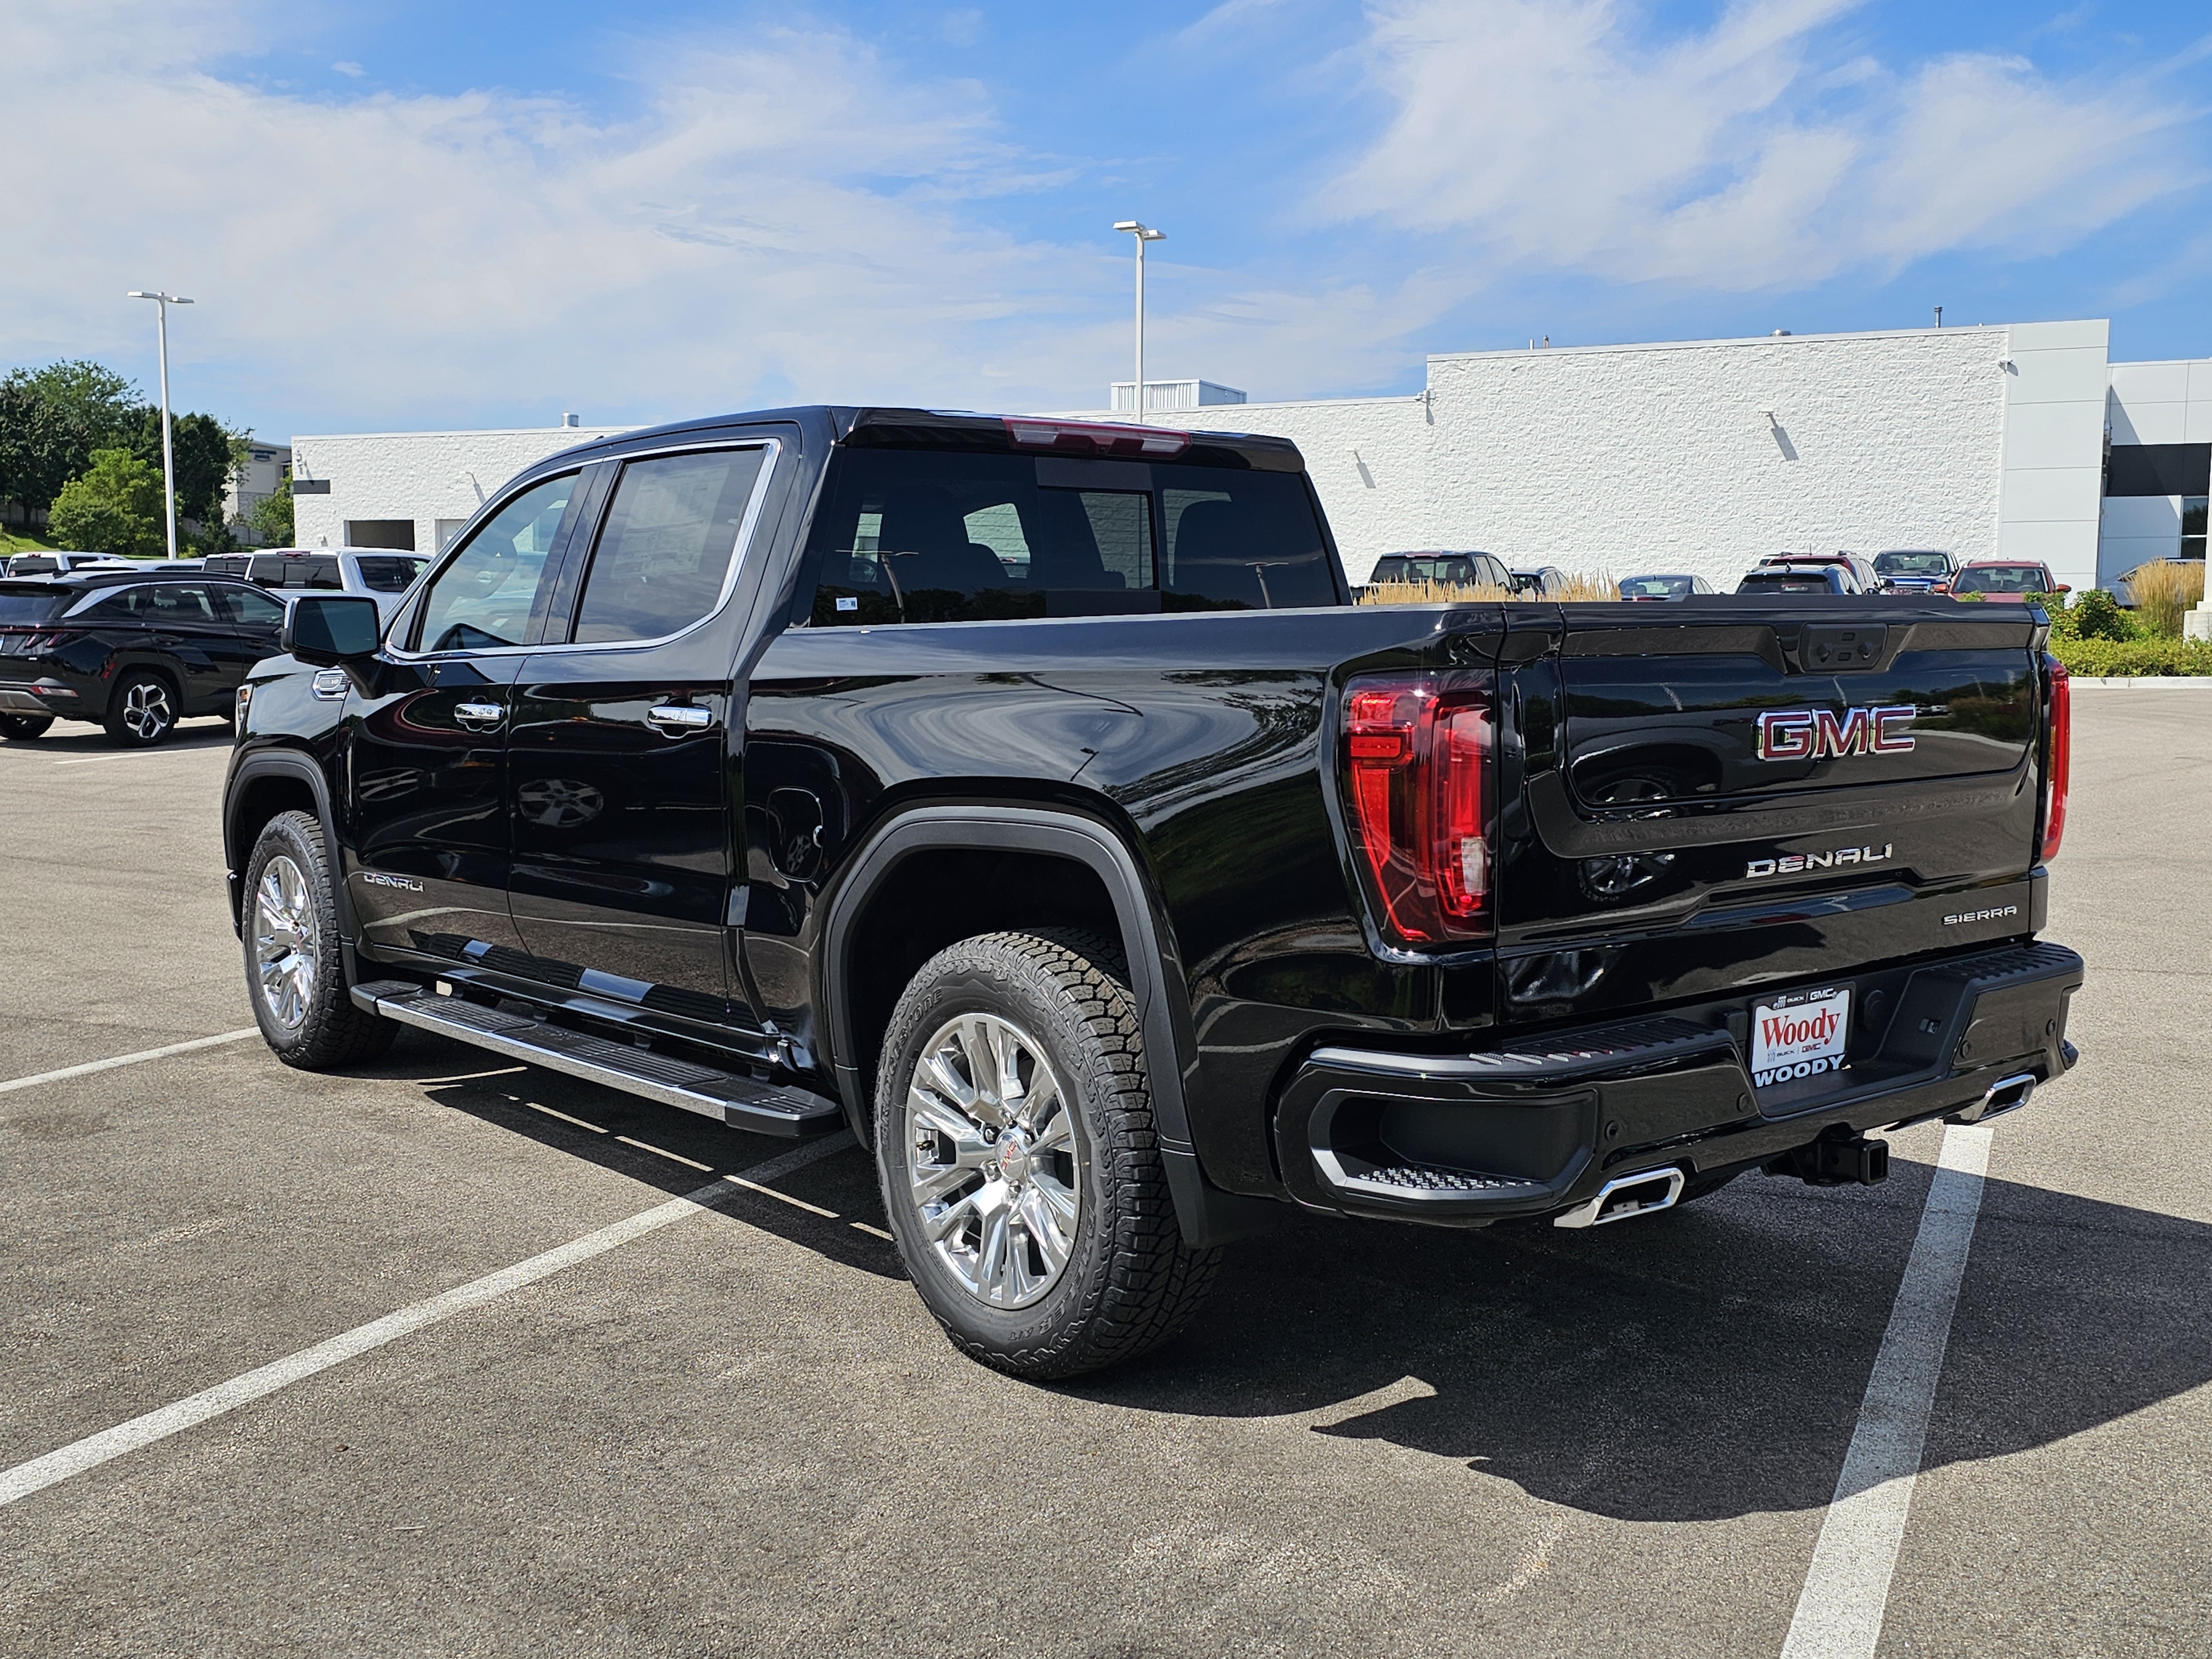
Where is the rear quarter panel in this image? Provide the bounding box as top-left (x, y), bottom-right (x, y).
top-left (742, 604), bottom-right (1489, 1192)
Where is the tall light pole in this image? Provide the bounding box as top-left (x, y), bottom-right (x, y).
top-left (127, 290), bottom-right (193, 560)
top-left (1112, 221), bottom-right (1165, 419)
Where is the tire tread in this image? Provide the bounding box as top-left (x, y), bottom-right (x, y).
top-left (877, 927), bottom-right (1219, 1380)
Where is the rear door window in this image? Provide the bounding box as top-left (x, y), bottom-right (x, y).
top-left (568, 447), bottom-right (770, 644)
top-left (214, 583), bottom-right (286, 631)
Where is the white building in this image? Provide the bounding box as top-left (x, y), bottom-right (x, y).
top-left (1063, 320), bottom-right (2145, 592)
top-left (291, 418), bottom-right (629, 554)
top-left (282, 321), bottom-right (2208, 594)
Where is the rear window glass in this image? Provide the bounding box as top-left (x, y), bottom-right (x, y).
top-left (807, 450), bottom-right (1337, 625)
top-left (249, 555), bottom-right (343, 589)
top-left (8, 557), bottom-right (60, 576)
top-left (1952, 565), bottom-right (2049, 593)
top-left (1620, 575), bottom-right (1694, 599)
top-left (1739, 572), bottom-right (1832, 593)
top-left (1370, 554), bottom-right (1480, 585)
top-left (354, 555), bottom-right (426, 593)
top-left (0, 585), bottom-right (70, 624)
top-left (1874, 551), bottom-right (1950, 577)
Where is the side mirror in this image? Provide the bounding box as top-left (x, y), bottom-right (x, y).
top-left (282, 594), bottom-right (383, 666)
top-left (2054, 584), bottom-right (2072, 594)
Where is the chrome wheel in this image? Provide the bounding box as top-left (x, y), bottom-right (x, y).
top-left (121, 679), bottom-right (173, 740)
top-left (904, 1012), bottom-right (1081, 1310)
top-left (253, 854), bottom-right (318, 1029)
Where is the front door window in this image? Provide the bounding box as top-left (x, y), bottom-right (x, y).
top-left (414, 473), bottom-right (578, 653)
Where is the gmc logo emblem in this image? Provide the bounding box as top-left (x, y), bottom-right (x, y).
top-left (1755, 706), bottom-right (1916, 761)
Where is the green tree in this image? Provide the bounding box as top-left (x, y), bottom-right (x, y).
top-left (0, 382), bottom-right (79, 519)
top-left (250, 469), bottom-right (295, 545)
top-left (47, 448), bottom-right (165, 557)
top-left (0, 361), bottom-right (143, 518)
top-left (126, 406), bottom-right (249, 528)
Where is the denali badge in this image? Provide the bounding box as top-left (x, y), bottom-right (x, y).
top-left (1755, 706), bottom-right (1916, 761)
top-left (1945, 904), bottom-right (2019, 926)
top-left (1745, 844), bottom-right (1892, 879)
top-left (362, 872), bottom-right (425, 892)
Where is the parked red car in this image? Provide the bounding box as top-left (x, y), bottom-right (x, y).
top-left (1952, 561), bottom-right (2068, 601)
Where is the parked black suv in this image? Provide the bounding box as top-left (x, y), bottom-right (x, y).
top-left (0, 571), bottom-right (288, 745)
top-left (222, 406), bottom-right (2081, 1379)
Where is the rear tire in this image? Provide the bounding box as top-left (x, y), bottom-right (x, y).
top-left (104, 671), bottom-right (177, 747)
top-left (0, 714), bottom-right (53, 740)
top-left (242, 810), bottom-right (395, 1069)
top-left (874, 929), bottom-right (1219, 1380)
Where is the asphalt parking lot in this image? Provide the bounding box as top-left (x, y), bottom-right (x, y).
top-left (2, 693), bottom-right (2207, 1658)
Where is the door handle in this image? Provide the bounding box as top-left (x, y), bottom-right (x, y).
top-left (453, 701), bottom-right (505, 730)
top-left (645, 702), bottom-right (713, 733)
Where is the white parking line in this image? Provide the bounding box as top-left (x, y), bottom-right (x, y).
top-left (0, 1029), bottom-right (259, 1097)
top-left (1779, 1123), bottom-right (1996, 1659)
top-left (0, 1130), bottom-right (855, 1511)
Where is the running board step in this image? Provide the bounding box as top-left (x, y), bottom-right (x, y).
top-left (349, 981), bottom-right (842, 1138)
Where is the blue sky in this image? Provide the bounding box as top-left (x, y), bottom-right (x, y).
top-left (7, 1), bottom-right (2208, 442)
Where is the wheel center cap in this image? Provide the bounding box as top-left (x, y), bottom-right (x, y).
top-left (996, 1133), bottom-right (1032, 1185)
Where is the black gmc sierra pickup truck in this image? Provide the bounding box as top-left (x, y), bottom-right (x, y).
top-left (222, 406), bottom-right (2082, 1379)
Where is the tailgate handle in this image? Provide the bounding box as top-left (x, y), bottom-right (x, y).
top-left (453, 701), bottom-right (505, 729)
top-left (1801, 624), bottom-right (1888, 671)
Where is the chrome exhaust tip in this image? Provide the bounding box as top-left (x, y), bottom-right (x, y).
top-left (1947, 1071), bottom-right (2037, 1126)
top-left (1553, 1166), bottom-right (1686, 1229)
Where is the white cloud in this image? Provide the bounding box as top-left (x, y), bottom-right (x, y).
top-left (1328, 0), bottom-right (2198, 290)
top-left (331, 60), bottom-right (365, 79)
top-left (0, 3), bottom-right (1144, 431)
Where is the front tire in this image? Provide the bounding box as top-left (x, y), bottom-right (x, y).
top-left (0, 714), bottom-right (53, 740)
top-left (875, 930), bottom-right (1218, 1380)
top-left (105, 671), bottom-right (177, 747)
top-left (242, 810), bottom-right (395, 1068)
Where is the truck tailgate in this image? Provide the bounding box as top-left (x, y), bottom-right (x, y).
top-left (1496, 602), bottom-right (2052, 1027)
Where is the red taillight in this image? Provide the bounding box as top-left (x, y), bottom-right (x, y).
top-left (1342, 672), bottom-right (1494, 944)
top-left (2040, 654), bottom-right (2069, 862)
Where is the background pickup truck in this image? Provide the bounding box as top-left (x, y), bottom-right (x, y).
top-left (223, 405), bottom-right (2082, 1379)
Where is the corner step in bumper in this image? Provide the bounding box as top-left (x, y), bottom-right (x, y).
top-left (349, 981), bottom-right (841, 1138)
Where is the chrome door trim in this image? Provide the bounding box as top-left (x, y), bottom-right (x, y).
top-left (384, 436), bottom-right (784, 666)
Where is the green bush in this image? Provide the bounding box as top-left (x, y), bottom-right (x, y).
top-left (2046, 588), bottom-right (2136, 642)
top-left (2049, 633), bottom-right (2212, 677)
top-left (46, 448), bottom-right (164, 556)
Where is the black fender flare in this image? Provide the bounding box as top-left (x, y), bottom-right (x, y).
top-left (224, 748), bottom-right (357, 956)
top-left (817, 803), bottom-right (1279, 1249)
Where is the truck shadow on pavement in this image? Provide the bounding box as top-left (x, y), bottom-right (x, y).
top-left (359, 1031), bottom-right (904, 1284)
top-left (362, 1034), bottom-right (2206, 1525)
top-left (1077, 1162), bottom-right (2212, 1525)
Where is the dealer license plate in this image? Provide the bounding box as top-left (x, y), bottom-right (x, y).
top-left (1751, 985), bottom-right (1851, 1088)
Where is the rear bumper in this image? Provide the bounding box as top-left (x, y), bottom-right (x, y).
top-left (0, 677), bottom-right (86, 715)
top-left (1274, 940), bottom-right (2084, 1225)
